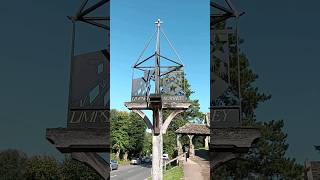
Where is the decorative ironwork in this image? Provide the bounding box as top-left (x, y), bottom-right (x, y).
top-left (67, 0), bottom-right (110, 129)
top-left (130, 19), bottom-right (186, 103)
top-left (210, 0), bottom-right (243, 127)
top-left (161, 69), bottom-right (184, 96)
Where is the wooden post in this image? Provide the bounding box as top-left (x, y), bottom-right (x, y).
top-left (205, 136), bottom-right (209, 150)
top-left (177, 134), bottom-right (183, 155)
top-left (187, 135), bottom-right (195, 158)
top-left (152, 109), bottom-right (163, 180)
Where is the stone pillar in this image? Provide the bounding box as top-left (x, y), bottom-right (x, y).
top-left (177, 134), bottom-right (183, 155)
top-left (187, 135), bottom-right (195, 158)
top-left (205, 136), bottom-right (209, 150)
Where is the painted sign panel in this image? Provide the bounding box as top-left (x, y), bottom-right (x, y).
top-left (211, 107), bottom-right (241, 127)
top-left (68, 50), bottom-right (110, 128)
top-left (131, 69), bottom-right (186, 103)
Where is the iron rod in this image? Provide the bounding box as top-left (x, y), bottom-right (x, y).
top-left (76, 0), bottom-right (89, 19)
top-left (78, 0), bottom-right (109, 18)
top-left (81, 19), bottom-right (109, 30)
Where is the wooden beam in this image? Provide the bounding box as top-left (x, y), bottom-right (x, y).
top-left (162, 110), bottom-right (184, 134)
top-left (132, 110), bottom-right (153, 130)
top-left (46, 128), bottom-right (109, 153)
top-left (71, 152), bottom-right (110, 180)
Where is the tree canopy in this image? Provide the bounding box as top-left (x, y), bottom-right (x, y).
top-left (212, 22), bottom-right (304, 179)
top-left (0, 149), bottom-right (103, 180)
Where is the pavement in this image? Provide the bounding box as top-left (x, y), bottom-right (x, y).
top-left (184, 149), bottom-right (210, 180)
top-left (183, 158), bottom-right (204, 180)
top-left (193, 149), bottom-right (210, 179)
top-left (110, 163), bottom-right (151, 180)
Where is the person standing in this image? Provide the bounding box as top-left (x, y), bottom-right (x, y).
top-left (184, 145), bottom-right (189, 162)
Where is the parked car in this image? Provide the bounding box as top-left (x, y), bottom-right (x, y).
top-left (163, 154), bottom-right (169, 161)
top-left (131, 158), bottom-right (141, 165)
top-left (110, 160), bottom-right (118, 170)
top-left (142, 157), bottom-right (151, 163)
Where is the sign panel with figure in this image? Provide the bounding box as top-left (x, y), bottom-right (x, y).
top-left (68, 50), bottom-right (110, 128)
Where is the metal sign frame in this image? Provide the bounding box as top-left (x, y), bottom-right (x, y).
top-left (210, 0), bottom-right (244, 127)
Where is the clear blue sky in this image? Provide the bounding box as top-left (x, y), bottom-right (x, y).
top-left (110, 0), bottom-right (210, 113)
top-left (0, 0), bottom-right (320, 164)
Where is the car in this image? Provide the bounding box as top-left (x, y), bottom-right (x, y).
top-left (143, 157), bottom-right (151, 163)
top-left (163, 154), bottom-right (169, 161)
top-left (131, 158), bottom-right (141, 165)
top-left (110, 160), bottom-right (118, 170)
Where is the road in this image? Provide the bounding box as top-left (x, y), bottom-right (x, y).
top-left (110, 163), bottom-right (151, 180)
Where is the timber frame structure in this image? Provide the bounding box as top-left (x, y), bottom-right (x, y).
top-left (175, 123), bottom-right (210, 158)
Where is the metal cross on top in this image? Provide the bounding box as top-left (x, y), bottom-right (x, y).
top-left (155, 19), bottom-right (163, 26)
top-left (125, 19), bottom-right (190, 180)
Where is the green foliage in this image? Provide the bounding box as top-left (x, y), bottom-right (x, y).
top-left (127, 112), bottom-right (146, 157)
top-left (147, 165), bottom-right (184, 180)
top-left (143, 132), bottom-right (152, 156)
top-left (24, 156), bottom-right (61, 180)
top-left (110, 109), bottom-right (146, 159)
top-left (163, 166), bottom-right (184, 180)
top-left (61, 157), bottom-right (103, 180)
top-left (163, 131), bottom-right (177, 159)
top-left (212, 24), bottom-right (304, 178)
top-left (213, 120), bottom-right (304, 179)
top-left (163, 78), bottom-right (204, 158)
top-left (0, 149), bottom-right (103, 180)
top-left (193, 136), bottom-right (205, 149)
top-left (110, 109), bottom-right (130, 158)
top-left (0, 149), bottom-right (27, 180)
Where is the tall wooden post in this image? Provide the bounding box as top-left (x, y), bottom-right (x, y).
top-left (152, 109), bottom-right (163, 180)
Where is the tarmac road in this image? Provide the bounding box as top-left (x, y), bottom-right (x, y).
top-left (110, 163), bottom-right (151, 180)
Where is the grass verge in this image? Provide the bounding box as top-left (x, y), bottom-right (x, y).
top-left (147, 165), bottom-right (184, 180)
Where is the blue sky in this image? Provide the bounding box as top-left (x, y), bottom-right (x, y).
top-left (110, 0), bottom-right (210, 113)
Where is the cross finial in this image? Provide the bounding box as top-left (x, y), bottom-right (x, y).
top-left (155, 19), bottom-right (163, 27)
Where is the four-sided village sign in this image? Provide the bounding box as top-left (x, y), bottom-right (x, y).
top-left (46, 1), bottom-right (110, 179)
top-left (125, 19), bottom-right (191, 180)
top-left (44, 0), bottom-right (262, 179)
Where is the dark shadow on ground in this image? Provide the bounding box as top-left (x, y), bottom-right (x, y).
top-left (194, 149), bottom-right (209, 161)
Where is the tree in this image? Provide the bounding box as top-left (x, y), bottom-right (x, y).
top-left (61, 157), bottom-right (103, 180)
top-left (0, 149), bottom-right (104, 180)
top-left (110, 109), bottom-right (146, 160)
top-left (163, 78), bottom-right (204, 158)
top-left (143, 132), bottom-right (152, 156)
top-left (24, 155), bottom-right (61, 180)
top-left (110, 109), bottom-right (130, 159)
top-left (126, 112), bottom-right (146, 159)
top-left (213, 120), bottom-right (304, 179)
top-left (212, 22), bottom-right (304, 179)
top-left (0, 149), bottom-right (27, 180)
